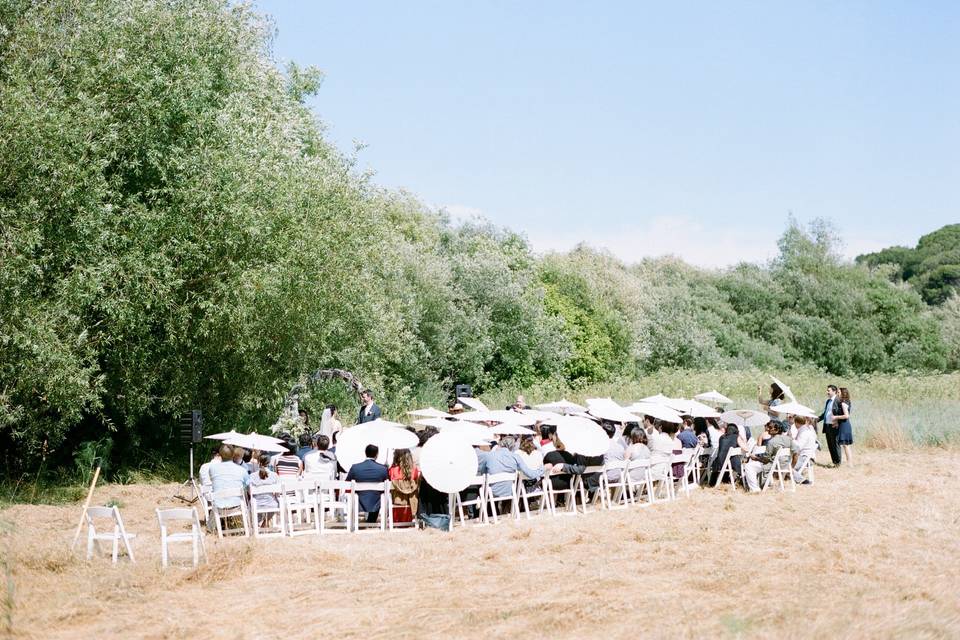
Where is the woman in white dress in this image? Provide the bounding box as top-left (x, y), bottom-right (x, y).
top-left (318, 404), bottom-right (342, 441)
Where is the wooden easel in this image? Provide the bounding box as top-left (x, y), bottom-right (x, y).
top-left (70, 466), bottom-right (101, 550)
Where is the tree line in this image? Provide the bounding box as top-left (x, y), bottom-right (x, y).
top-left (1, 0), bottom-right (957, 471)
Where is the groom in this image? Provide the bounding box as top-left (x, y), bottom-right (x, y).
top-left (357, 389), bottom-right (382, 424)
top-left (817, 385), bottom-right (842, 466)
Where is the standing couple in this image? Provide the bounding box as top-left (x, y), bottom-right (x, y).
top-left (817, 385), bottom-right (854, 467)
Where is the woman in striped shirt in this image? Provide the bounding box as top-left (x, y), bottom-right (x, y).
top-left (275, 447), bottom-right (303, 478)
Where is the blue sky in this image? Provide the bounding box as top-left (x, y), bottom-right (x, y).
top-left (254, 1), bottom-right (959, 267)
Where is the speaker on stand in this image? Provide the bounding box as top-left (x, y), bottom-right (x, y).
top-left (173, 410), bottom-right (202, 504)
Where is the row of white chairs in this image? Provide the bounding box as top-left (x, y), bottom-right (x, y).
top-left (200, 478), bottom-right (413, 539)
top-left (84, 505), bottom-right (206, 568)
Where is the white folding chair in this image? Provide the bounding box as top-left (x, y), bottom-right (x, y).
top-left (483, 472), bottom-right (521, 524)
top-left (761, 447), bottom-right (796, 493)
top-left (716, 447), bottom-right (742, 489)
top-left (282, 479), bottom-right (321, 536)
top-left (543, 471), bottom-right (579, 516)
top-left (350, 481), bottom-right (390, 532)
top-left (794, 453), bottom-right (815, 485)
top-left (453, 476), bottom-right (487, 527)
top-left (517, 476), bottom-right (551, 518)
top-left (569, 466), bottom-right (604, 514)
top-left (198, 485), bottom-right (214, 532)
top-left (318, 479), bottom-right (352, 533)
top-left (85, 506), bottom-right (136, 564)
top-left (677, 446), bottom-right (702, 498)
top-left (156, 507), bottom-right (206, 568)
top-left (647, 461), bottom-right (675, 502)
top-left (249, 484), bottom-right (286, 538)
top-left (624, 459), bottom-right (654, 506)
top-left (587, 462), bottom-right (628, 510)
top-left (210, 488), bottom-right (250, 538)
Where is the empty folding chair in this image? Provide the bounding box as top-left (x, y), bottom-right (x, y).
top-left (198, 485), bottom-right (214, 532)
top-left (569, 466), bottom-right (604, 514)
top-left (85, 505), bottom-right (136, 564)
top-left (648, 461), bottom-right (675, 502)
top-left (156, 507), bottom-right (206, 568)
top-left (677, 446), bottom-right (702, 498)
top-left (761, 447), bottom-right (796, 493)
top-left (483, 472), bottom-right (521, 524)
top-left (453, 476), bottom-right (487, 527)
top-left (350, 481), bottom-right (390, 532)
top-left (543, 472), bottom-right (580, 516)
top-left (601, 460), bottom-right (630, 509)
top-left (318, 479), bottom-right (352, 533)
top-left (209, 487), bottom-right (250, 538)
top-left (282, 479), bottom-right (321, 536)
top-left (249, 484), bottom-right (286, 538)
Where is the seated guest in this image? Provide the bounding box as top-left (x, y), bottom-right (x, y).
top-left (241, 448), bottom-right (256, 473)
top-left (710, 424), bottom-right (742, 486)
top-left (346, 444), bottom-right (390, 522)
top-left (543, 433), bottom-right (580, 495)
top-left (303, 435), bottom-right (337, 481)
top-left (678, 418), bottom-right (698, 448)
top-left (388, 449), bottom-right (421, 524)
top-left (480, 436), bottom-right (545, 498)
top-left (275, 446), bottom-right (303, 478)
top-left (603, 424), bottom-right (626, 483)
top-left (536, 424), bottom-right (556, 455)
top-left (208, 445), bottom-right (249, 508)
top-left (296, 434), bottom-right (313, 461)
top-left (248, 453), bottom-right (280, 524)
top-left (199, 445), bottom-right (221, 489)
top-left (648, 421), bottom-right (674, 476)
top-left (791, 416), bottom-right (818, 484)
top-left (624, 428), bottom-right (651, 482)
top-left (661, 422), bottom-right (685, 480)
top-left (743, 420), bottom-right (793, 492)
top-left (517, 436), bottom-right (545, 492)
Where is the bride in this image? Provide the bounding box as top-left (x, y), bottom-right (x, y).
top-left (318, 404), bottom-right (342, 440)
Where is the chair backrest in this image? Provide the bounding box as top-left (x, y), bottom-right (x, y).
top-left (486, 472), bottom-right (517, 485)
top-left (603, 460), bottom-right (628, 471)
top-left (281, 479), bottom-right (317, 492)
top-left (580, 465), bottom-right (604, 475)
top-left (353, 481), bottom-right (389, 492)
top-left (211, 487), bottom-right (245, 500)
top-left (726, 447), bottom-right (742, 460)
top-left (156, 508), bottom-right (196, 523)
top-left (626, 458), bottom-right (650, 471)
top-left (249, 484), bottom-right (283, 497)
top-left (86, 506), bottom-right (116, 521)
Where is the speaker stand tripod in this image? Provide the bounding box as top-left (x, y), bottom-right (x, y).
top-left (173, 443), bottom-right (200, 504)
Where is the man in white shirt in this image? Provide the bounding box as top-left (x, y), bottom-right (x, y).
top-left (303, 435), bottom-right (337, 481)
top-left (791, 417), bottom-right (818, 484)
top-left (198, 445), bottom-right (221, 489)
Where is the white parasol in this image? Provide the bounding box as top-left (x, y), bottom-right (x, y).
top-left (639, 393), bottom-right (673, 405)
top-left (555, 416), bottom-right (611, 456)
top-left (457, 396), bottom-right (489, 412)
top-left (521, 409), bottom-right (564, 424)
top-left (586, 398), bottom-right (641, 423)
top-left (413, 417), bottom-right (463, 429)
top-left (223, 433), bottom-right (290, 453)
top-left (489, 423), bottom-right (535, 435)
top-left (459, 409), bottom-right (537, 426)
top-left (205, 430), bottom-right (241, 441)
top-left (721, 410), bottom-right (770, 428)
top-left (336, 422), bottom-right (419, 470)
top-left (693, 390), bottom-right (733, 405)
top-left (683, 399), bottom-right (721, 419)
top-left (407, 407), bottom-right (454, 419)
top-left (770, 375), bottom-right (797, 403)
top-left (625, 402), bottom-right (684, 424)
top-left (770, 401), bottom-right (817, 419)
top-left (533, 399), bottom-right (587, 415)
top-left (419, 431), bottom-right (481, 493)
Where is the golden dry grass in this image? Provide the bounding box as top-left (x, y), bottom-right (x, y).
top-left (3, 449), bottom-right (960, 639)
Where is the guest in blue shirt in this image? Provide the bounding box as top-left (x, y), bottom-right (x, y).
top-left (677, 419), bottom-right (699, 448)
top-left (479, 436), bottom-right (545, 497)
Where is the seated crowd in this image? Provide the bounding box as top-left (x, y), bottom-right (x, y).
top-left (199, 396), bottom-right (820, 532)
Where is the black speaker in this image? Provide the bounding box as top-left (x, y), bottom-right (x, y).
top-left (179, 410), bottom-right (202, 445)
top-left (455, 384), bottom-right (472, 399)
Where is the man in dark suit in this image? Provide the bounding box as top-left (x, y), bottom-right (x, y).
top-left (345, 444), bottom-right (388, 522)
top-left (817, 384), bottom-right (842, 466)
top-left (357, 390), bottom-right (382, 424)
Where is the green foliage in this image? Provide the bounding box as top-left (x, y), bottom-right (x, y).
top-left (0, 0), bottom-right (956, 473)
top-left (857, 224), bottom-right (960, 304)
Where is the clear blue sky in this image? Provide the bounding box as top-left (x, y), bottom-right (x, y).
top-left (254, 1), bottom-right (958, 267)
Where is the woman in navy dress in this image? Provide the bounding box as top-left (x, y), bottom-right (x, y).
top-left (833, 387), bottom-right (854, 468)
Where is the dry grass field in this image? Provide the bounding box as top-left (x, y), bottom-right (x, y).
top-left (3, 448), bottom-right (960, 640)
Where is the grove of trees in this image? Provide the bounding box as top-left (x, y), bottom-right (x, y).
top-left (2, 0), bottom-right (958, 472)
